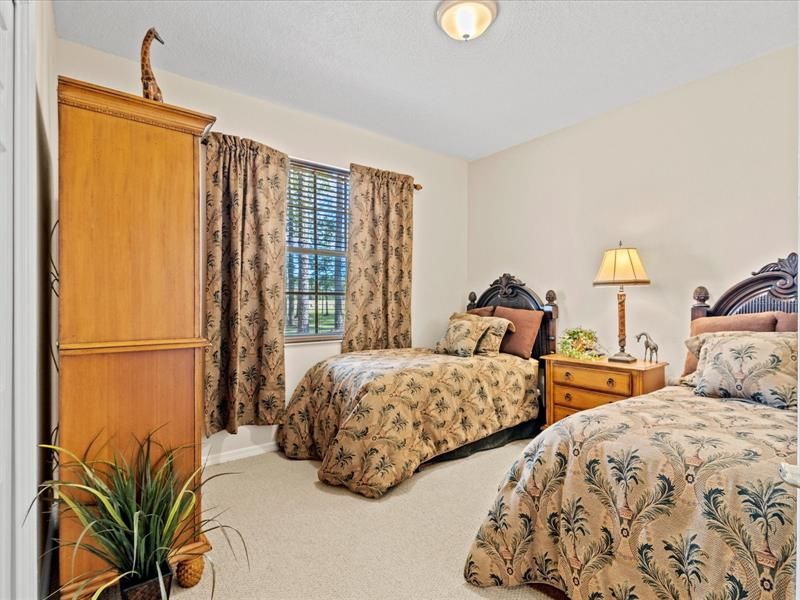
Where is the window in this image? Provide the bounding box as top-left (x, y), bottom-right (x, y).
top-left (285, 159), bottom-right (350, 341)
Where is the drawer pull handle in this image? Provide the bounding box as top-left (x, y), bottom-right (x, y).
top-left (564, 393), bottom-right (572, 402)
top-left (607, 378), bottom-right (615, 388)
top-left (564, 371), bottom-right (573, 380)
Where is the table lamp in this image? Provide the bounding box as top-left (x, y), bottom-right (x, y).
top-left (593, 242), bottom-right (650, 362)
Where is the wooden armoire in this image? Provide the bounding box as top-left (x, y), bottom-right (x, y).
top-left (57, 77), bottom-right (215, 596)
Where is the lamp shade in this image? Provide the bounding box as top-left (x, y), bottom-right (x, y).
top-left (593, 245), bottom-right (650, 286)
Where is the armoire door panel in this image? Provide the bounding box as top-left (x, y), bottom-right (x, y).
top-left (58, 348), bottom-right (199, 578)
top-left (59, 349), bottom-right (197, 462)
top-left (59, 104), bottom-right (197, 344)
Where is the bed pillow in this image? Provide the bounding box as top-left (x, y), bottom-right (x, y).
top-left (774, 311), bottom-right (798, 332)
top-left (468, 306), bottom-right (495, 317)
top-left (444, 312), bottom-right (515, 356)
top-left (682, 312), bottom-right (778, 376)
top-left (474, 316), bottom-right (515, 356)
top-left (682, 330), bottom-right (775, 386)
top-left (493, 306), bottom-right (543, 360)
top-left (692, 331), bottom-right (797, 409)
top-left (434, 313), bottom-right (492, 357)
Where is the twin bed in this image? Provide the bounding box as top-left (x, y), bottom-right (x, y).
top-left (466, 254), bottom-right (797, 599)
top-left (276, 256), bottom-right (797, 599)
top-left (276, 274), bottom-right (558, 498)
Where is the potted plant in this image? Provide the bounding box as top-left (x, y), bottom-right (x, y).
top-left (558, 327), bottom-right (604, 360)
top-left (36, 433), bottom-right (247, 600)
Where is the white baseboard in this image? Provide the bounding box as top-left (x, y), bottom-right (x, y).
top-left (202, 441), bottom-right (278, 466)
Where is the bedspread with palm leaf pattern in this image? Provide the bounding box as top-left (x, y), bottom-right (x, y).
top-left (465, 386), bottom-right (796, 600)
top-left (276, 348), bottom-right (539, 498)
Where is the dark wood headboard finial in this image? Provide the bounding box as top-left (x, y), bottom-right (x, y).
top-left (467, 291), bottom-right (478, 309)
top-left (691, 253), bottom-right (798, 320)
top-left (691, 286), bottom-right (710, 321)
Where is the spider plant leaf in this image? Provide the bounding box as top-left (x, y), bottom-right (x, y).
top-left (164, 467), bottom-right (202, 534)
top-left (207, 554), bottom-right (217, 600)
top-left (132, 511), bottom-right (140, 572)
top-left (57, 493), bottom-right (95, 532)
top-left (156, 561), bottom-right (168, 600)
top-left (39, 444), bottom-right (111, 493)
top-left (55, 483), bottom-right (127, 529)
top-left (71, 518), bottom-right (101, 579)
top-left (67, 566), bottom-right (116, 600)
top-left (90, 570), bottom-right (134, 600)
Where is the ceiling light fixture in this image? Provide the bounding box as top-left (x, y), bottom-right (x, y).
top-left (436, 0), bottom-right (498, 42)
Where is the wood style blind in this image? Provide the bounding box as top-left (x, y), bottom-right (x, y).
top-left (285, 159), bottom-right (350, 340)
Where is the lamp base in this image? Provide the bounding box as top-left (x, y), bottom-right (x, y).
top-left (608, 351), bottom-right (637, 363)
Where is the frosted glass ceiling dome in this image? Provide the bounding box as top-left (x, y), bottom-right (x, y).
top-left (436, 1), bottom-right (498, 41)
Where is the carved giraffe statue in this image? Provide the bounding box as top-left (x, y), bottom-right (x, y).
top-left (141, 27), bottom-right (165, 102)
top-left (635, 332), bottom-right (659, 363)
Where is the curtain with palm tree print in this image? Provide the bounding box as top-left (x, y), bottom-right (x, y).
top-left (341, 164), bottom-right (414, 352)
top-left (204, 133), bottom-right (288, 435)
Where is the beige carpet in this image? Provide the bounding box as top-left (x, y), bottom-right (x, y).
top-left (174, 441), bottom-right (562, 600)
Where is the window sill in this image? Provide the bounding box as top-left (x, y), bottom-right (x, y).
top-left (285, 336), bottom-right (342, 346)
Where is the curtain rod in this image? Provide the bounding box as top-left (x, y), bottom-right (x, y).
top-left (291, 155), bottom-right (424, 190)
top-left (201, 135), bottom-right (423, 190)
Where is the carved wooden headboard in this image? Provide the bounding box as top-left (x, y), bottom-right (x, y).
top-left (691, 253), bottom-right (798, 320)
top-left (467, 273), bottom-right (558, 360)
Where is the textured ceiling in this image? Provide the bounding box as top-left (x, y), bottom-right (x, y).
top-left (54, 1), bottom-right (797, 160)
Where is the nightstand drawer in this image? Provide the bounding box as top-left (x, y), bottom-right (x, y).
top-left (553, 384), bottom-right (626, 411)
top-left (552, 364), bottom-right (632, 395)
top-left (552, 405), bottom-right (579, 422)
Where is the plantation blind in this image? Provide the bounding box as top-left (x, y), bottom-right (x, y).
top-left (285, 159), bottom-right (350, 340)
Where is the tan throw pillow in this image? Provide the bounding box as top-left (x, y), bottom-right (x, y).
top-left (682, 312), bottom-right (778, 376)
top-left (444, 312), bottom-right (515, 356)
top-left (775, 311), bottom-right (798, 332)
top-left (434, 313), bottom-right (491, 357)
top-left (474, 316), bottom-right (515, 356)
top-left (693, 331), bottom-right (797, 409)
top-left (494, 306), bottom-right (544, 360)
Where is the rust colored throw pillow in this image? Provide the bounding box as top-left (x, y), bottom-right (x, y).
top-left (494, 306), bottom-right (544, 360)
top-left (775, 311), bottom-right (798, 332)
top-left (468, 306), bottom-right (495, 317)
top-left (681, 312), bottom-right (778, 376)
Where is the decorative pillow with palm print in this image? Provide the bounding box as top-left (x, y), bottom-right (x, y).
top-left (474, 316), bottom-right (515, 356)
top-left (434, 313), bottom-right (493, 357)
top-left (692, 331), bottom-right (797, 409)
top-left (443, 313), bottom-right (516, 356)
top-left (681, 330), bottom-right (765, 386)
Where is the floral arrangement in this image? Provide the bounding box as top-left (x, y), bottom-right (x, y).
top-left (558, 327), bottom-right (603, 360)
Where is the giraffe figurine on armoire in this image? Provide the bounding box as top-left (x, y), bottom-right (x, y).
top-left (140, 27), bottom-right (165, 102)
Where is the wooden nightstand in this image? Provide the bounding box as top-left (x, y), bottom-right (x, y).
top-left (540, 354), bottom-right (668, 426)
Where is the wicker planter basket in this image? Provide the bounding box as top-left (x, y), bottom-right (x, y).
top-left (120, 565), bottom-right (173, 600)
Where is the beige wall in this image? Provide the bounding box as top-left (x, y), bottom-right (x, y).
top-left (54, 39), bottom-right (469, 462)
top-left (467, 47), bottom-right (798, 381)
